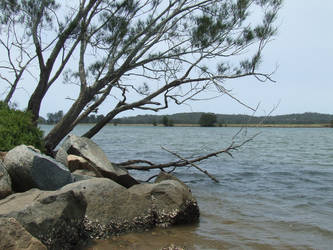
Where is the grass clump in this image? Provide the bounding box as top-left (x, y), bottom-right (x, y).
top-left (0, 102), bottom-right (44, 152)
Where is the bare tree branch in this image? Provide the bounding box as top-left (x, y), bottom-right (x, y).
top-left (120, 133), bottom-right (259, 179)
top-left (0, 1), bottom-right (281, 152)
top-left (161, 146), bottom-right (219, 183)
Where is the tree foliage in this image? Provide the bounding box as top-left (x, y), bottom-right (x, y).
top-left (162, 116), bottom-right (169, 127)
top-left (161, 116), bottom-right (174, 127)
top-left (46, 110), bottom-right (63, 124)
top-left (199, 113), bottom-right (217, 127)
top-left (0, 0), bottom-right (282, 152)
top-left (0, 102), bottom-right (44, 151)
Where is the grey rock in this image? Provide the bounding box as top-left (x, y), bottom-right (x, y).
top-left (4, 145), bottom-right (73, 192)
top-left (60, 135), bottom-right (138, 188)
top-left (0, 188), bottom-right (87, 250)
top-left (32, 155), bottom-right (73, 190)
top-left (55, 147), bottom-right (68, 167)
top-left (0, 161), bottom-right (12, 199)
top-left (61, 178), bottom-right (129, 238)
top-left (0, 217), bottom-right (47, 250)
top-left (73, 169), bottom-right (98, 177)
top-left (72, 170), bottom-right (96, 182)
top-left (144, 180), bottom-right (199, 226)
top-left (61, 178), bottom-right (199, 239)
top-left (154, 171), bottom-right (190, 190)
top-left (27, 145), bottom-right (41, 153)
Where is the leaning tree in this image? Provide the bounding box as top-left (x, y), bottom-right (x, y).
top-left (0, 0), bottom-right (282, 153)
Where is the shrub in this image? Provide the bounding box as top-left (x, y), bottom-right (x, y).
top-left (0, 102), bottom-right (45, 152)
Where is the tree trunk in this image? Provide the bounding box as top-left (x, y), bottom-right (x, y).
top-left (28, 89), bottom-right (45, 122)
top-left (4, 69), bottom-right (25, 105)
top-left (4, 81), bottom-right (18, 105)
top-left (83, 82), bottom-right (180, 138)
top-left (44, 91), bottom-right (92, 152)
top-left (83, 109), bottom-right (122, 139)
top-left (26, 1), bottom-right (96, 122)
top-left (27, 70), bottom-right (51, 122)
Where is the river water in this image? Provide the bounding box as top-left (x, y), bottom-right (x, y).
top-left (42, 125), bottom-right (333, 249)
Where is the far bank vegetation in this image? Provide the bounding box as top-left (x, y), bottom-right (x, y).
top-left (40, 111), bottom-right (333, 127)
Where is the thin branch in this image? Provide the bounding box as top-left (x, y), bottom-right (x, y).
top-left (121, 134), bottom-right (259, 174)
top-left (161, 146), bottom-right (219, 183)
top-left (117, 159), bottom-right (155, 166)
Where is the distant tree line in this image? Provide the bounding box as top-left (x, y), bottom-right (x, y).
top-left (40, 111), bottom-right (333, 126)
top-left (40, 111), bottom-right (105, 124)
top-left (112, 112), bottom-right (333, 125)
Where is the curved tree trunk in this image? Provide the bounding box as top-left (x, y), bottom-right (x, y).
top-left (27, 83), bottom-right (48, 122)
top-left (4, 79), bottom-right (19, 105)
top-left (44, 91), bottom-right (92, 152)
top-left (27, 68), bottom-right (53, 122)
top-left (83, 109), bottom-right (122, 139)
top-left (27, 1), bottom-right (98, 122)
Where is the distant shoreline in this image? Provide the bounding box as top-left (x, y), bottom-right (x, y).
top-left (111, 123), bottom-right (331, 128)
top-left (40, 112), bottom-right (333, 127)
top-left (40, 123), bottom-right (331, 128)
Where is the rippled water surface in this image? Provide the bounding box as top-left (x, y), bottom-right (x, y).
top-left (43, 125), bottom-right (333, 249)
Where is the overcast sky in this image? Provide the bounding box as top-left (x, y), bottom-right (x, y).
top-left (164, 0), bottom-right (333, 116)
top-left (3, 0), bottom-right (333, 117)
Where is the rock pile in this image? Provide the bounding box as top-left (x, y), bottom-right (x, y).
top-left (4, 145), bottom-right (73, 192)
top-left (0, 135), bottom-right (199, 249)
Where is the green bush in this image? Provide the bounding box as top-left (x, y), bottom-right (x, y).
top-left (0, 102), bottom-right (45, 152)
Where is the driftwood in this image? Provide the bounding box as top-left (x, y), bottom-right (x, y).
top-left (114, 134), bottom-right (258, 182)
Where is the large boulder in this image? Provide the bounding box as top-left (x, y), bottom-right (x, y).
top-left (0, 217), bottom-right (47, 250)
top-left (60, 134), bottom-right (138, 188)
top-left (60, 178), bottom-right (129, 238)
top-left (0, 161), bottom-right (12, 199)
top-left (154, 171), bottom-right (189, 189)
top-left (4, 145), bottom-right (73, 192)
top-left (0, 188), bottom-right (87, 250)
top-left (130, 180), bottom-right (199, 228)
top-left (61, 177), bottom-right (199, 239)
